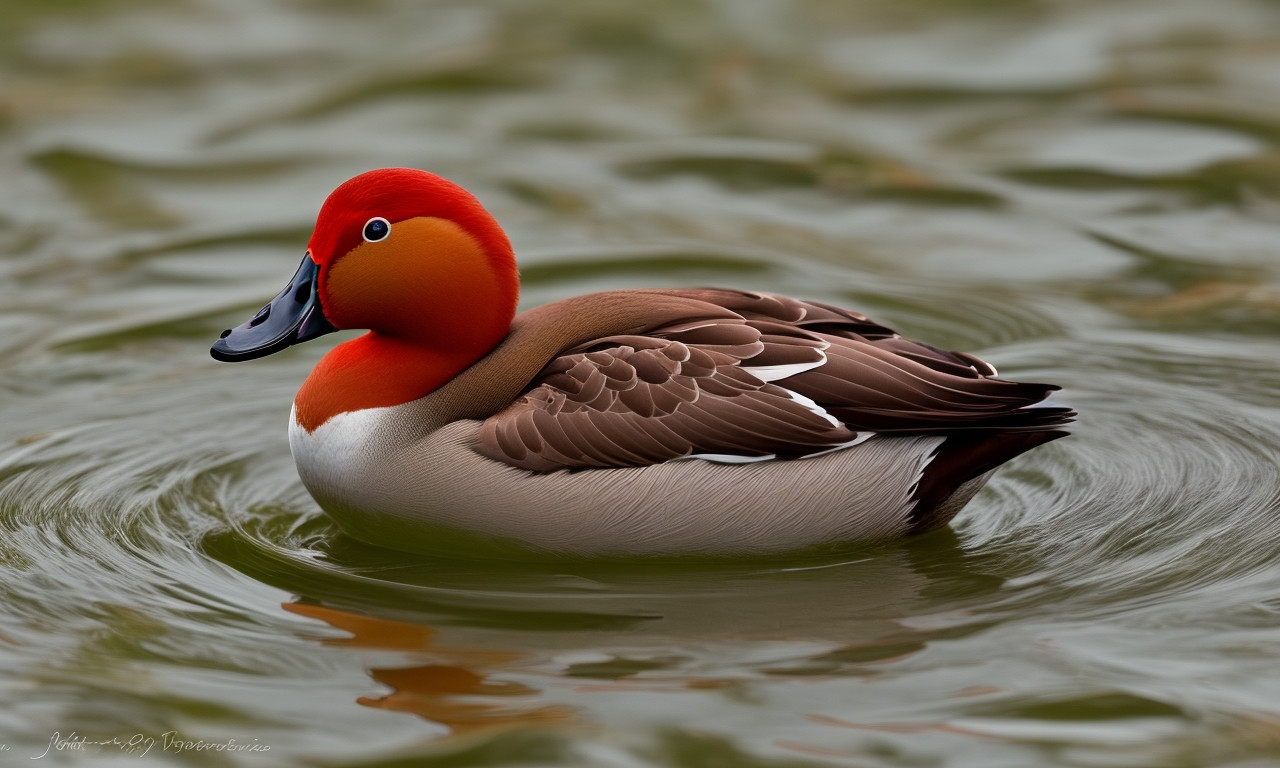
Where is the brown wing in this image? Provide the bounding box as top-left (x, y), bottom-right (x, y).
top-left (477, 289), bottom-right (1073, 472)
top-left (478, 321), bottom-right (859, 472)
top-left (671, 289), bottom-right (1070, 432)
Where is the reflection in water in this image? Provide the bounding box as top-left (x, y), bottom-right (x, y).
top-left (273, 533), bottom-right (1009, 752)
top-left (282, 602), bottom-right (577, 738)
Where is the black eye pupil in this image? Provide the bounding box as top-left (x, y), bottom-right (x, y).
top-left (364, 218), bottom-right (389, 241)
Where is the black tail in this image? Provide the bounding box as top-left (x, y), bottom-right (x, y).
top-left (908, 429), bottom-right (1069, 534)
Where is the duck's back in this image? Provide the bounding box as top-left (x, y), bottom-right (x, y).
top-left (479, 289), bottom-right (1069, 471)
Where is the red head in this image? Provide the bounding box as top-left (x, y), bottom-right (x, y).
top-left (308, 168), bottom-right (518, 352)
top-left (211, 168), bottom-right (521, 431)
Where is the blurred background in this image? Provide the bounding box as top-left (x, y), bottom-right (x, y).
top-left (3, 0), bottom-right (1280, 765)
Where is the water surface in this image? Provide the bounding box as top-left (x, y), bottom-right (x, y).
top-left (3, 0), bottom-right (1280, 765)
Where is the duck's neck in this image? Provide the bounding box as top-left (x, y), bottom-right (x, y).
top-left (293, 333), bottom-right (494, 432)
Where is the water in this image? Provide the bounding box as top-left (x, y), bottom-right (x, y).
top-left (2, 0), bottom-right (1280, 764)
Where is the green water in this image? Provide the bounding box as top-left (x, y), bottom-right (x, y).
top-left (3, 0), bottom-right (1280, 765)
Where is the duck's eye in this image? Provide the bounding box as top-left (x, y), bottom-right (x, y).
top-left (363, 217), bottom-right (391, 242)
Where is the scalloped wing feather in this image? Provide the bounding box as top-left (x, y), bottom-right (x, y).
top-left (476, 290), bottom-right (1073, 472)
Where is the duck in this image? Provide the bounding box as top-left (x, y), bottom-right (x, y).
top-left (211, 167), bottom-right (1072, 558)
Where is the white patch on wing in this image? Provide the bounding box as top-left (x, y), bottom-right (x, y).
top-left (672, 452), bottom-right (778, 464)
top-left (741, 350), bottom-right (827, 382)
top-left (779, 387), bottom-right (840, 428)
top-left (671, 432), bottom-right (879, 465)
top-left (801, 432), bottom-right (877, 458)
top-left (665, 379), bottom-right (881, 465)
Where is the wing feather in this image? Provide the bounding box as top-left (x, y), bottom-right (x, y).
top-left (477, 289), bottom-right (1073, 472)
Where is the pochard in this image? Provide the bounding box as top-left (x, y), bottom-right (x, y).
top-left (212, 168), bottom-right (1072, 557)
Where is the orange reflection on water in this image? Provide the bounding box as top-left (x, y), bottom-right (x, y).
top-left (283, 602), bottom-right (577, 737)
